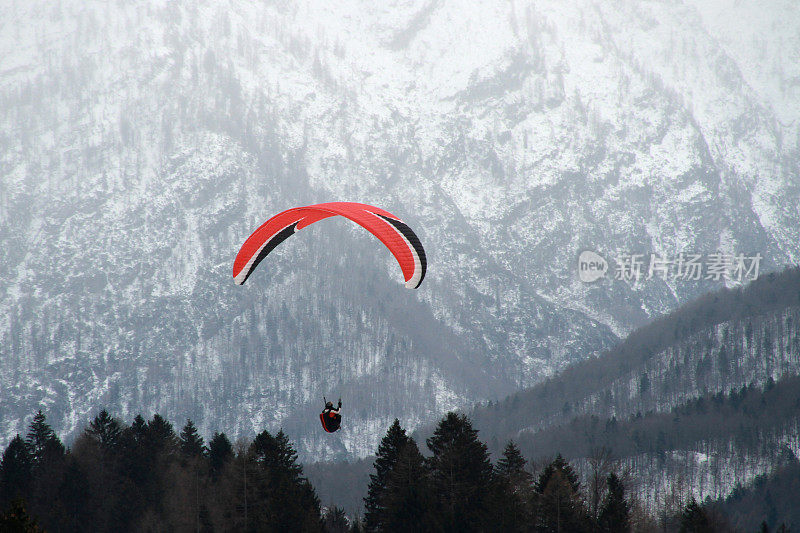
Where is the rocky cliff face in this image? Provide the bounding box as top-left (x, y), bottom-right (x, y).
top-left (1, 0), bottom-right (797, 459)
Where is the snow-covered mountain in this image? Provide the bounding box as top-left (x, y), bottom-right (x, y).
top-left (1, 0), bottom-right (798, 459)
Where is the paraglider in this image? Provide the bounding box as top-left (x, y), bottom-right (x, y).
top-left (320, 397), bottom-right (342, 433)
top-left (233, 202), bottom-right (427, 289)
top-left (233, 202), bottom-right (425, 434)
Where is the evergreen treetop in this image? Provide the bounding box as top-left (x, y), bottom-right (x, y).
top-left (24, 411), bottom-right (64, 469)
top-left (208, 431), bottom-right (233, 477)
top-left (86, 409), bottom-right (122, 449)
top-left (179, 419), bottom-right (205, 458)
top-left (535, 453), bottom-right (580, 494)
top-left (425, 412), bottom-right (493, 531)
top-left (598, 472), bottom-right (630, 533)
top-left (495, 440), bottom-right (533, 489)
top-left (364, 419), bottom-right (410, 532)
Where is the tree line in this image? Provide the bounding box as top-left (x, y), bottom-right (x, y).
top-left (362, 413), bottom-right (638, 532)
top-left (2, 408), bottom-right (777, 532)
top-left (0, 410), bottom-right (319, 532)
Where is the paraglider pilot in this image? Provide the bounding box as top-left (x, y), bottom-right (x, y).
top-left (323, 396), bottom-right (341, 415)
top-left (320, 397), bottom-right (342, 433)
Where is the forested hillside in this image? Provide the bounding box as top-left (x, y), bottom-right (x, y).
top-left (517, 375), bottom-right (800, 512)
top-left (711, 457), bottom-right (800, 532)
top-left (464, 267), bottom-right (800, 442)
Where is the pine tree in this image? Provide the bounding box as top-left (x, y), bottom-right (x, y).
top-left (250, 429), bottom-right (299, 475)
top-left (81, 412), bottom-right (123, 527)
top-left (208, 432), bottom-right (233, 479)
top-left (179, 419), bottom-right (206, 458)
top-left (22, 410), bottom-right (66, 527)
top-left (534, 454), bottom-right (590, 533)
top-left (248, 429), bottom-right (321, 531)
top-left (274, 430), bottom-right (304, 480)
top-left (176, 419), bottom-right (206, 532)
top-left (679, 498), bottom-right (712, 533)
top-left (492, 441), bottom-right (534, 532)
top-left (496, 441), bottom-right (533, 491)
top-left (380, 440), bottom-right (435, 532)
top-left (535, 454), bottom-right (580, 494)
top-left (118, 414), bottom-right (148, 474)
top-left (25, 411), bottom-right (64, 469)
top-left (0, 435), bottom-right (32, 503)
top-left (146, 414), bottom-right (178, 455)
top-left (123, 414), bottom-right (178, 522)
top-left (364, 419), bottom-right (411, 532)
top-left (426, 412), bottom-right (493, 532)
top-left (86, 409), bottom-right (122, 449)
top-left (598, 473), bottom-right (630, 533)
top-left (130, 414), bottom-right (147, 441)
top-left (111, 415), bottom-right (150, 528)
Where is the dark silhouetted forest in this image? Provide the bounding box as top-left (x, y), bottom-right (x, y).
top-left (0, 410), bottom-right (320, 532)
top-left (2, 409), bottom-right (795, 531)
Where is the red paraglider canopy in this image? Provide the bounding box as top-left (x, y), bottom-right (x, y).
top-left (233, 202), bottom-right (426, 289)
